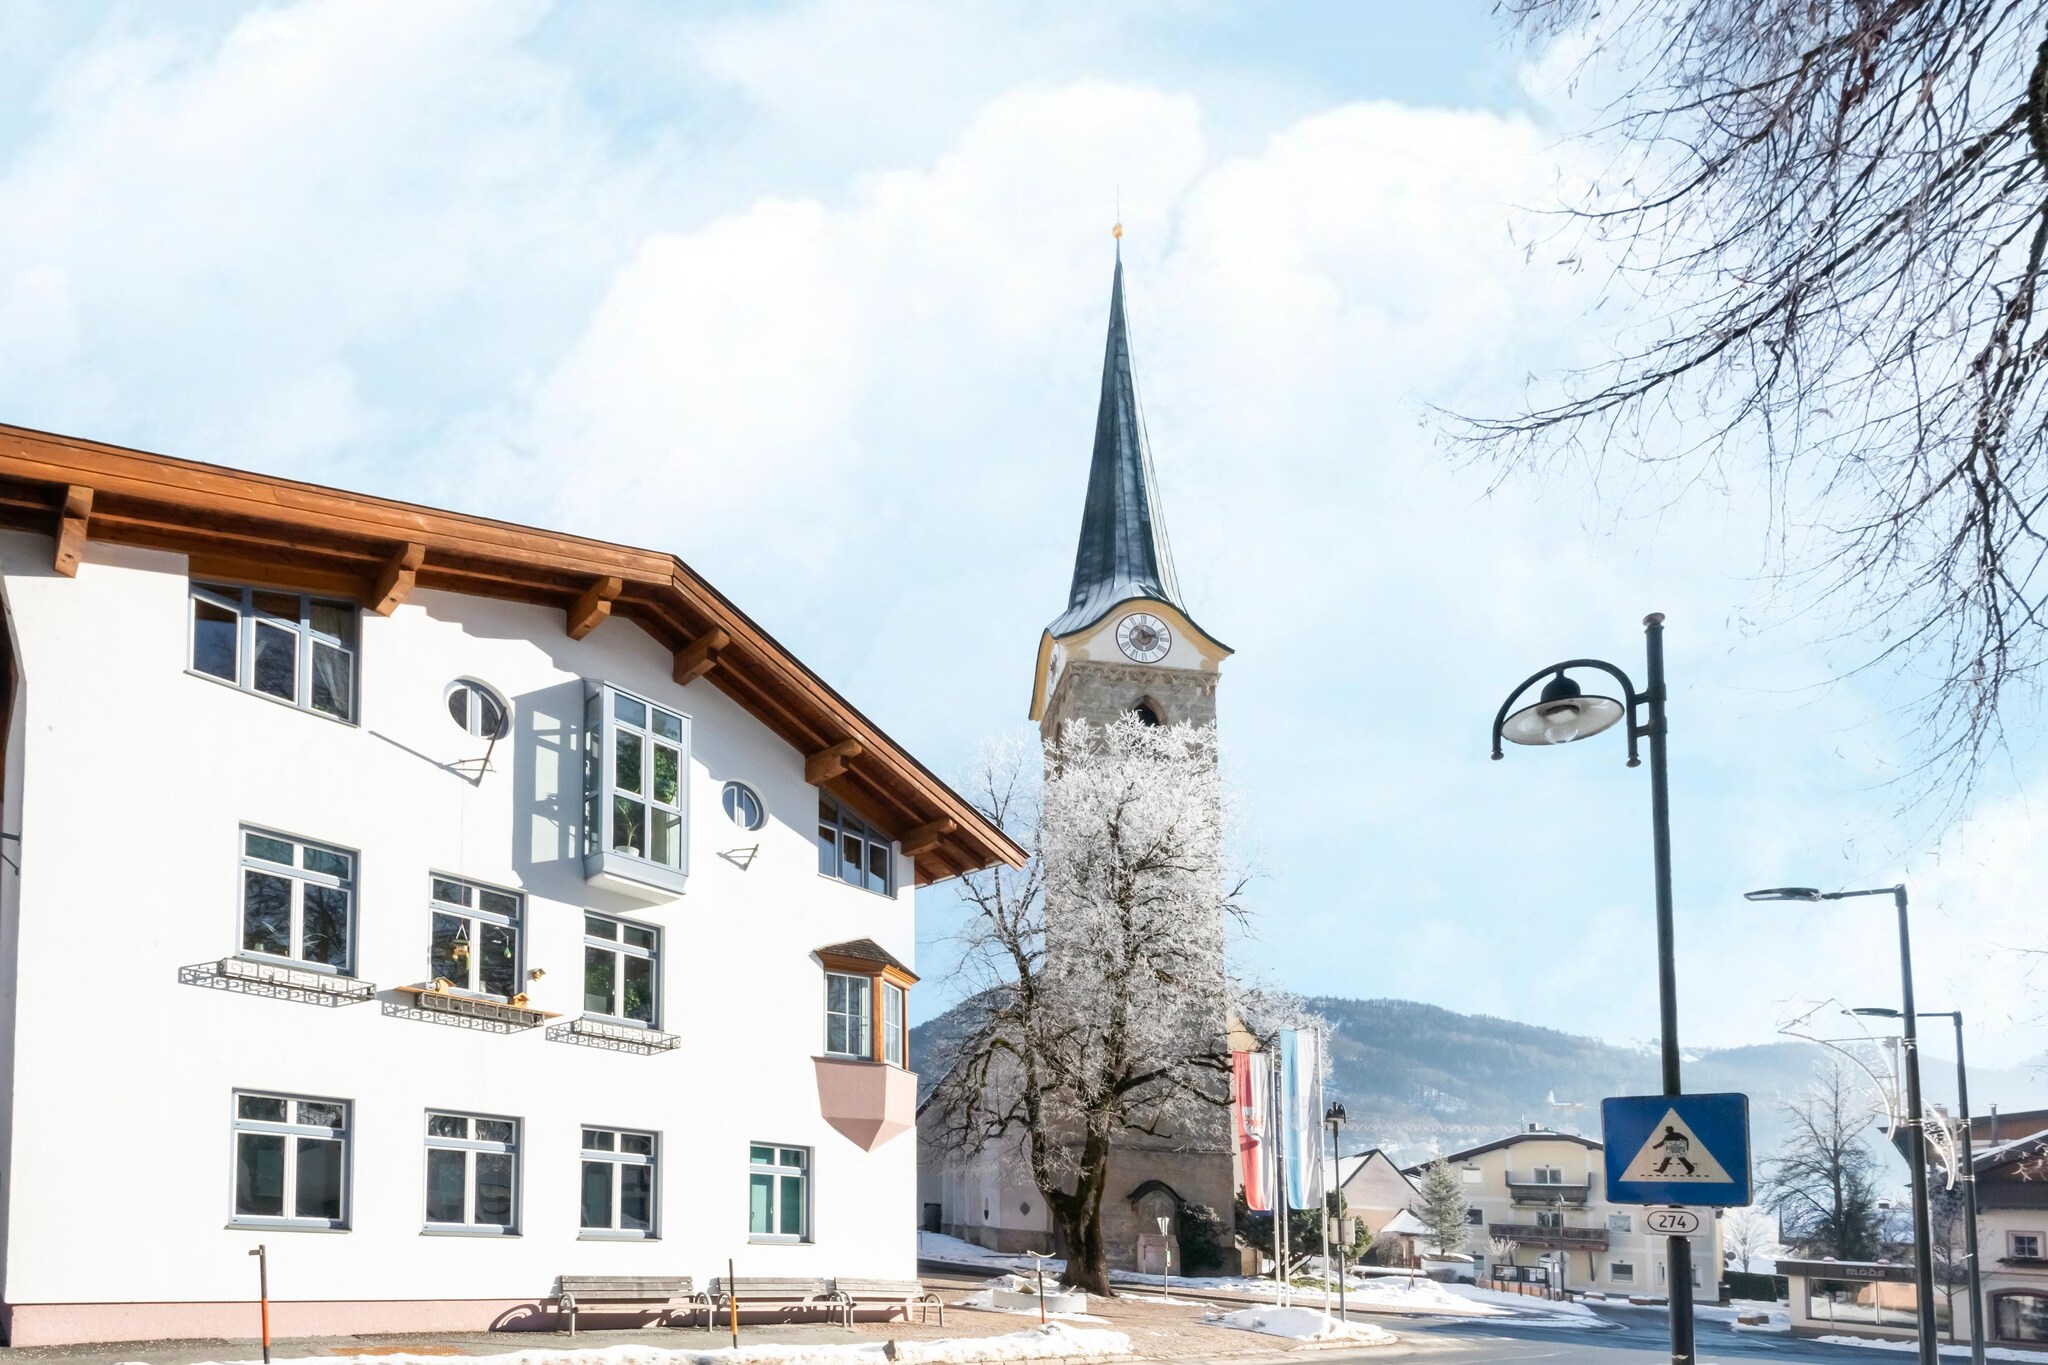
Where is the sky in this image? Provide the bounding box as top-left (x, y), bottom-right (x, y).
top-left (1, 0), bottom-right (2043, 1080)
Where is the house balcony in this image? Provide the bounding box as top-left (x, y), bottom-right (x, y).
top-left (1488, 1222), bottom-right (1610, 1251)
top-left (1506, 1178), bottom-right (1591, 1206)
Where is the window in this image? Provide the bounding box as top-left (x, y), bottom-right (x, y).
top-left (1608, 1212), bottom-right (1634, 1233)
top-left (1531, 1166), bottom-right (1563, 1184)
top-left (1995, 1292), bottom-right (2048, 1343)
top-left (1536, 1211), bottom-right (1564, 1229)
top-left (883, 981), bottom-right (906, 1067)
top-left (2013, 1232), bottom-right (2044, 1260)
top-left (430, 877), bottom-right (521, 998)
top-left (722, 781), bottom-right (765, 831)
top-left (446, 680), bottom-right (509, 739)
top-left (240, 829), bottom-right (354, 972)
top-left (424, 1112), bottom-right (518, 1234)
top-left (580, 1128), bottom-right (656, 1237)
top-left (1460, 1166), bottom-right (1482, 1184)
top-left (817, 795), bottom-right (892, 895)
top-left (191, 582), bottom-right (357, 722)
top-left (1465, 1206), bottom-right (1484, 1226)
top-left (233, 1091), bottom-right (348, 1228)
top-left (749, 1144), bottom-right (810, 1241)
top-left (1610, 1262), bottom-right (1635, 1284)
top-left (825, 972), bottom-right (871, 1058)
top-left (583, 684), bottom-right (690, 895)
top-left (583, 914), bottom-right (658, 1027)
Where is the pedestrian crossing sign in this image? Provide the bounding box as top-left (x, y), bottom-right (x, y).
top-left (1601, 1092), bottom-right (1753, 1207)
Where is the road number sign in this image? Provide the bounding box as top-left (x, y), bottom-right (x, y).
top-left (1646, 1207), bottom-right (1702, 1235)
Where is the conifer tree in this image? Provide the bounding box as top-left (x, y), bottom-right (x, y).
top-left (1417, 1157), bottom-right (1470, 1256)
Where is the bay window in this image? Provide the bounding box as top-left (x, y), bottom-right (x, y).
top-left (583, 683), bottom-right (690, 898)
top-left (815, 941), bottom-right (915, 1068)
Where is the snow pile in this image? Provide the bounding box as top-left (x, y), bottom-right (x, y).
top-left (955, 1283), bottom-right (1108, 1324)
top-left (919, 1232), bottom-right (1049, 1274)
top-left (1203, 1306), bottom-right (1397, 1345)
top-left (153, 1323), bottom-right (1134, 1365)
top-left (1810, 1336), bottom-right (2039, 1360)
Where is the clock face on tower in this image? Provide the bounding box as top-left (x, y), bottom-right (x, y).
top-left (1116, 612), bottom-right (1172, 663)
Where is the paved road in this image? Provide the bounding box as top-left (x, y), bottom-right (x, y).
top-left (1337, 1304), bottom-right (1924, 1362)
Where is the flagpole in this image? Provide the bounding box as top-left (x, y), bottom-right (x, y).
top-left (1272, 1048), bottom-right (1287, 1308)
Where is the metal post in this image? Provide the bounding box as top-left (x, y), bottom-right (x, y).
top-left (248, 1245), bottom-right (270, 1365)
top-left (1330, 1114), bottom-right (1347, 1325)
top-left (1951, 1013), bottom-right (1986, 1365)
top-left (1642, 613), bottom-right (1695, 1365)
top-left (1894, 889), bottom-right (1939, 1365)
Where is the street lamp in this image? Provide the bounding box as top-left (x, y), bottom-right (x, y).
top-left (1326, 1102), bottom-right (1348, 1325)
top-left (1490, 612), bottom-right (1693, 1365)
top-left (1744, 884), bottom-right (1937, 1365)
top-left (1852, 1005), bottom-right (1984, 1365)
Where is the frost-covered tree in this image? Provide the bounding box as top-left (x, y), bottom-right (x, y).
top-left (1764, 1065), bottom-right (1886, 1260)
top-left (1720, 1205), bottom-right (1780, 1272)
top-left (922, 718), bottom-right (1250, 1296)
top-left (1417, 1157), bottom-right (1471, 1256)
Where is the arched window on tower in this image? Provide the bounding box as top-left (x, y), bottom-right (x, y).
top-left (1131, 699), bottom-right (1163, 727)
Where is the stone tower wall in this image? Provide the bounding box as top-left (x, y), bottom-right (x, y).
top-left (1039, 659), bottom-right (1218, 743)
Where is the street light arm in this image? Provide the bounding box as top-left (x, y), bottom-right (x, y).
top-left (1489, 657), bottom-right (1643, 765)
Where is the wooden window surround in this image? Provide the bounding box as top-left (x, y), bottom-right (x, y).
top-left (816, 948), bottom-right (916, 1068)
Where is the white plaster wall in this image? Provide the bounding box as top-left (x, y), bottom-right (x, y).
top-left (0, 533), bottom-right (921, 1307)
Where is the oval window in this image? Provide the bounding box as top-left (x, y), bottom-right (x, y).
top-left (721, 781), bottom-right (765, 831)
top-left (446, 679), bottom-right (510, 740)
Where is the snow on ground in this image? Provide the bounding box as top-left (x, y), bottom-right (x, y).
top-left (920, 1232), bottom-right (1047, 1274)
top-left (134, 1324), bottom-right (1134, 1365)
top-left (1203, 1306), bottom-right (1398, 1346)
top-left (954, 1293), bottom-right (1114, 1326)
top-left (1810, 1336), bottom-right (2043, 1360)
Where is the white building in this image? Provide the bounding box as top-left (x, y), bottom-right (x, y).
top-left (0, 425), bottom-right (1019, 1345)
top-left (1408, 1126), bottom-right (1725, 1300)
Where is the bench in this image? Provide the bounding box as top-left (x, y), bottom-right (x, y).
top-left (703, 1276), bottom-right (834, 1331)
top-left (555, 1275), bottom-right (700, 1335)
top-left (828, 1277), bottom-right (943, 1327)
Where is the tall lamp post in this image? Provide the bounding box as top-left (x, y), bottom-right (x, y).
top-left (1326, 1102), bottom-right (1348, 1324)
top-left (1852, 1005), bottom-right (1984, 1365)
top-left (1490, 612), bottom-right (1694, 1365)
top-left (1743, 884), bottom-right (1937, 1365)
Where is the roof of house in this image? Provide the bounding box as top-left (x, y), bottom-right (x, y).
top-left (1336, 1149), bottom-right (1415, 1190)
top-left (815, 938), bottom-right (917, 981)
top-left (1046, 252), bottom-right (1216, 645)
top-left (1401, 1129), bottom-right (1602, 1175)
top-left (1379, 1209), bottom-right (1428, 1237)
top-left (0, 421), bottom-right (1025, 883)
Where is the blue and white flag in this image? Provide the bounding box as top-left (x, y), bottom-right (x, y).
top-left (1280, 1027), bottom-right (1325, 1211)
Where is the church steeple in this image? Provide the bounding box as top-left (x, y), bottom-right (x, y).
top-left (1047, 250), bottom-right (1196, 640)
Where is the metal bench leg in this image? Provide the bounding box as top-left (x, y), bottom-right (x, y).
top-left (563, 1295), bottom-right (576, 1338)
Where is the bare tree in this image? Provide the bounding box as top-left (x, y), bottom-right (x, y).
top-left (922, 718), bottom-right (1248, 1296)
top-left (1472, 0), bottom-right (2048, 805)
top-left (1720, 1204), bottom-right (1781, 1272)
top-left (1764, 1064), bottom-right (1887, 1259)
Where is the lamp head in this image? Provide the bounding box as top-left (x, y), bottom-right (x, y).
top-left (1848, 1007), bottom-right (1902, 1019)
top-left (1744, 887), bottom-right (1825, 902)
top-left (1501, 671), bottom-right (1625, 748)
top-left (1326, 1102), bottom-right (1347, 1126)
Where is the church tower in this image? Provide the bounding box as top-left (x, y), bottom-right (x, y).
top-left (1029, 248), bottom-right (1231, 738)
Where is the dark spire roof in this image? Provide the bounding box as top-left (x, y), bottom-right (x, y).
top-left (1047, 251), bottom-right (1203, 640)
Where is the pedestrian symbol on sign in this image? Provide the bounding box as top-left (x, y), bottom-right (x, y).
top-left (1618, 1109), bottom-right (1733, 1184)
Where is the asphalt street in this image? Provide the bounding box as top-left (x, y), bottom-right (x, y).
top-left (1347, 1304), bottom-right (1936, 1363)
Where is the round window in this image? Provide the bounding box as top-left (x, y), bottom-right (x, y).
top-left (722, 781), bottom-right (765, 830)
top-left (446, 679), bottom-right (509, 739)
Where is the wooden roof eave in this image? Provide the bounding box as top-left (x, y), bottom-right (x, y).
top-left (0, 423), bottom-right (1025, 881)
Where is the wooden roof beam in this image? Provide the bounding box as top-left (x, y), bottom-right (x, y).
top-left (566, 575), bottom-right (621, 640)
top-left (53, 485), bottom-right (90, 577)
top-left (672, 628), bottom-right (730, 686)
top-left (369, 542), bottom-right (426, 616)
top-left (899, 817), bottom-right (957, 858)
top-left (806, 738), bottom-right (864, 785)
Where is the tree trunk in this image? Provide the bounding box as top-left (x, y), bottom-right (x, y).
top-left (1049, 1132), bottom-right (1115, 1296)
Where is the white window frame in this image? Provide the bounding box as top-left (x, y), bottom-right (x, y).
top-left (445, 679), bottom-right (510, 739)
top-left (816, 794), bottom-right (893, 896)
top-left (1608, 1212), bottom-right (1634, 1232)
top-left (824, 971), bottom-right (872, 1059)
top-left (239, 828), bottom-right (356, 974)
top-left (883, 981), bottom-right (906, 1067)
top-left (1460, 1166), bottom-right (1483, 1184)
top-left (722, 781), bottom-right (766, 831)
top-left (582, 913), bottom-right (660, 1029)
top-left (583, 682), bottom-right (691, 896)
top-left (423, 1111), bottom-right (520, 1235)
top-left (580, 1127), bottom-right (658, 1239)
top-left (749, 1143), bottom-right (811, 1243)
top-left (2013, 1232), bottom-right (2044, 1259)
top-left (231, 1090), bottom-right (350, 1230)
top-left (1610, 1261), bottom-right (1635, 1284)
top-left (1536, 1210), bottom-right (1565, 1229)
top-left (190, 581), bottom-right (358, 723)
top-left (429, 875), bottom-right (523, 999)
top-left (1532, 1166), bottom-right (1563, 1184)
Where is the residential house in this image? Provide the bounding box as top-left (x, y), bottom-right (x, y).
top-left (0, 424), bottom-right (1021, 1345)
top-left (1334, 1149), bottom-right (1422, 1263)
top-left (1406, 1125), bottom-right (1725, 1300)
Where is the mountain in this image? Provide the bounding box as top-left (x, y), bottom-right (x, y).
top-left (909, 995), bottom-right (2039, 1167)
